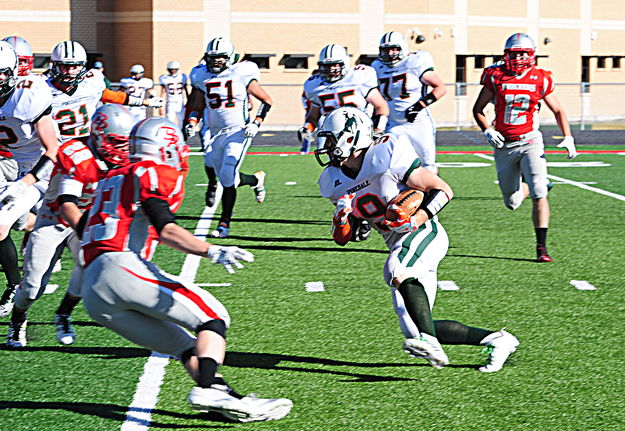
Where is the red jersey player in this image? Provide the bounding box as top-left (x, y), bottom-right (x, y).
top-left (472, 33), bottom-right (577, 262)
top-left (80, 117), bottom-right (292, 423)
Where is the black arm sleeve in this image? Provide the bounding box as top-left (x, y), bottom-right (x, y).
top-left (58, 194), bottom-right (79, 206)
top-left (142, 197), bottom-right (176, 233)
top-left (75, 210), bottom-right (89, 240)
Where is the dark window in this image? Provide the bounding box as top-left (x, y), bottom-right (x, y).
top-left (280, 54), bottom-right (313, 70)
top-left (241, 54), bottom-right (274, 70)
top-left (455, 55), bottom-right (467, 96)
top-left (474, 55), bottom-right (485, 69)
top-left (613, 56), bottom-right (621, 69)
top-left (356, 54), bottom-right (378, 66)
top-left (597, 56), bottom-right (607, 69)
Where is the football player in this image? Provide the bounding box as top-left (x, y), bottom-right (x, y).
top-left (80, 117), bottom-right (293, 422)
top-left (371, 31), bottom-right (447, 173)
top-left (2, 36), bottom-right (34, 76)
top-left (317, 107), bottom-right (519, 372)
top-left (47, 41), bottom-right (163, 145)
top-left (159, 61), bottom-right (188, 128)
top-left (0, 42), bottom-right (58, 320)
top-left (472, 33), bottom-right (576, 262)
top-left (5, 104), bottom-right (134, 347)
top-left (120, 64), bottom-right (158, 122)
top-left (184, 37), bottom-right (270, 238)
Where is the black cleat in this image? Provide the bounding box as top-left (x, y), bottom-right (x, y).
top-left (205, 184), bottom-right (218, 207)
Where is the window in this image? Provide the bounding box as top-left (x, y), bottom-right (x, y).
top-left (597, 56), bottom-right (607, 69)
top-left (356, 54), bottom-right (378, 66)
top-left (613, 56), bottom-right (622, 70)
top-left (241, 54), bottom-right (274, 70)
top-left (280, 54), bottom-right (314, 70)
top-left (455, 55), bottom-right (467, 96)
top-left (474, 55), bottom-right (485, 69)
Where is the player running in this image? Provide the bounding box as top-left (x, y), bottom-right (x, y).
top-left (159, 61), bottom-right (188, 128)
top-left (185, 37), bottom-right (270, 238)
top-left (472, 33), bottom-right (577, 262)
top-left (0, 42), bottom-right (59, 320)
top-left (120, 64), bottom-right (159, 122)
top-left (371, 31), bottom-right (447, 173)
top-left (317, 107), bottom-right (519, 372)
top-left (5, 104), bottom-right (134, 347)
top-left (80, 116), bottom-right (293, 422)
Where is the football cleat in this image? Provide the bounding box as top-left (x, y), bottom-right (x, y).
top-left (479, 329), bottom-right (519, 372)
top-left (0, 284), bottom-right (17, 317)
top-left (52, 259), bottom-right (62, 273)
top-left (54, 313), bottom-right (76, 345)
top-left (6, 319), bottom-right (27, 347)
top-left (187, 386), bottom-right (293, 423)
top-left (210, 222), bottom-right (230, 239)
top-left (403, 333), bottom-right (449, 369)
top-left (353, 220), bottom-right (371, 242)
top-left (536, 245), bottom-right (552, 262)
top-left (252, 171), bottom-right (266, 204)
top-left (205, 183), bottom-right (218, 207)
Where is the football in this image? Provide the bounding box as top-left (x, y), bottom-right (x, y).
top-left (385, 189), bottom-right (425, 221)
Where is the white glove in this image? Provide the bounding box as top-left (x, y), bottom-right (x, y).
top-left (147, 97), bottom-right (165, 108)
top-left (557, 136), bottom-right (577, 159)
top-left (184, 122), bottom-right (197, 139)
top-left (244, 121), bottom-right (260, 138)
top-left (297, 125), bottom-right (314, 144)
top-left (0, 180), bottom-right (28, 206)
top-left (333, 194), bottom-right (355, 225)
top-left (206, 245), bottom-right (255, 274)
top-left (484, 128), bottom-right (505, 149)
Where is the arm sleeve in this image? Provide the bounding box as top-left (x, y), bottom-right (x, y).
top-left (142, 197), bottom-right (176, 233)
top-left (101, 88), bottom-right (129, 104)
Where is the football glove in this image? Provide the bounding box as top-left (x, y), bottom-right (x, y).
top-left (405, 101), bottom-right (424, 122)
top-left (556, 136), bottom-right (577, 159)
top-left (206, 245), bottom-right (254, 274)
top-left (0, 180), bottom-right (28, 206)
top-left (484, 128), bottom-right (505, 149)
top-left (333, 194), bottom-right (355, 226)
top-left (372, 129), bottom-right (385, 141)
top-left (297, 124), bottom-right (314, 144)
top-left (146, 97), bottom-right (165, 108)
top-left (383, 204), bottom-right (419, 233)
top-left (184, 121), bottom-right (197, 139)
top-left (244, 121), bottom-right (260, 138)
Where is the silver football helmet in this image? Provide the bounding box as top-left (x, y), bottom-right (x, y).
top-left (318, 44), bottom-right (349, 83)
top-left (89, 104), bottom-right (135, 167)
top-left (167, 60), bottom-right (180, 73)
top-left (504, 33), bottom-right (536, 74)
top-left (379, 31), bottom-right (408, 66)
top-left (314, 107), bottom-right (373, 167)
top-left (130, 64), bottom-right (144, 80)
top-left (2, 36), bottom-right (33, 76)
top-left (0, 42), bottom-right (18, 97)
top-left (129, 117), bottom-right (186, 171)
top-left (50, 40), bottom-right (88, 88)
top-left (204, 37), bottom-right (236, 73)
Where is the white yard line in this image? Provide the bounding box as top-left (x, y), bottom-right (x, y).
top-left (474, 153), bottom-right (625, 201)
top-left (120, 187), bottom-right (222, 431)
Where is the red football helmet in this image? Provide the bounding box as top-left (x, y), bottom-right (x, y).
top-left (504, 33), bottom-right (536, 74)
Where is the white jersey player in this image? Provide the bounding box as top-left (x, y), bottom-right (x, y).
top-left (159, 61), bottom-right (188, 128)
top-left (120, 64), bottom-right (156, 122)
top-left (299, 44), bottom-right (389, 154)
top-left (0, 42), bottom-right (59, 321)
top-left (371, 32), bottom-right (447, 173)
top-left (185, 37), bottom-right (271, 238)
top-left (46, 41), bottom-right (162, 144)
top-left (317, 107), bottom-right (520, 373)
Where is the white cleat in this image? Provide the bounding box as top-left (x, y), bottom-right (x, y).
top-left (187, 386), bottom-right (293, 423)
top-left (52, 259), bottom-right (62, 273)
top-left (6, 320), bottom-right (27, 348)
top-left (403, 333), bottom-right (449, 369)
top-left (252, 171), bottom-right (266, 204)
top-left (479, 329), bottom-right (519, 373)
top-left (54, 314), bottom-right (76, 345)
top-left (0, 285), bottom-right (17, 317)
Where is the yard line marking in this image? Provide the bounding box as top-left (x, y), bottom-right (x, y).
top-left (474, 153), bottom-right (625, 201)
top-left (305, 281), bottom-right (325, 292)
top-left (570, 280), bottom-right (597, 291)
top-left (121, 188), bottom-right (221, 431)
top-left (438, 280), bottom-right (460, 291)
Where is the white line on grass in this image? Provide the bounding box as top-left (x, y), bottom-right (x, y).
top-left (570, 280), bottom-right (597, 291)
top-left (120, 187), bottom-right (222, 431)
top-left (474, 153), bottom-right (625, 201)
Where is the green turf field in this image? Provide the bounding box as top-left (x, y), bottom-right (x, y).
top-left (1, 145), bottom-right (624, 430)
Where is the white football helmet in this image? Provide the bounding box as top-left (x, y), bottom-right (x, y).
top-left (318, 44), bottom-right (349, 83)
top-left (89, 104), bottom-right (135, 167)
top-left (504, 33), bottom-right (536, 74)
top-left (204, 37), bottom-right (236, 73)
top-left (130, 64), bottom-right (144, 79)
top-left (314, 107), bottom-right (373, 167)
top-left (2, 36), bottom-right (33, 76)
top-left (0, 42), bottom-right (18, 97)
top-left (129, 117), bottom-right (186, 171)
top-left (50, 40), bottom-right (88, 88)
top-left (379, 31), bottom-right (408, 66)
top-left (167, 61), bottom-right (180, 74)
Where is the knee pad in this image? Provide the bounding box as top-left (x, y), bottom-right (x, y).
top-left (196, 319), bottom-right (227, 339)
